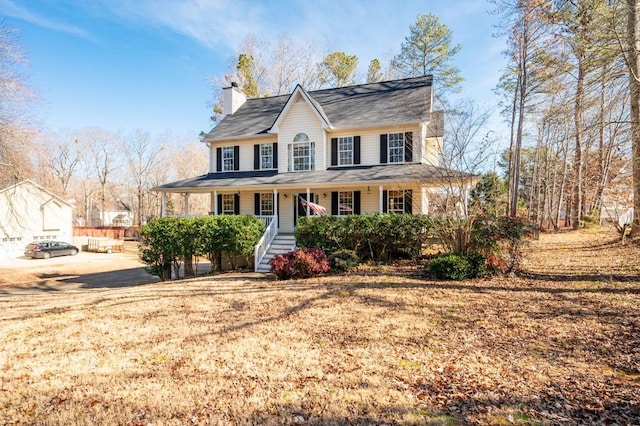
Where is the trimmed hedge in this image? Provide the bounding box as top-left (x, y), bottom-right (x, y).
top-left (269, 248), bottom-right (331, 280)
top-left (295, 213), bottom-right (433, 262)
top-left (139, 215), bottom-right (264, 280)
top-left (426, 252), bottom-right (488, 280)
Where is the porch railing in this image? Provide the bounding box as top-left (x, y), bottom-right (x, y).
top-left (254, 215), bottom-right (278, 272)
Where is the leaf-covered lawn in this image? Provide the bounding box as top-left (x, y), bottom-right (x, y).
top-left (0, 227), bottom-right (638, 425)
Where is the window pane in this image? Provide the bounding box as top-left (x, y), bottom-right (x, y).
top-left (222, 194), bottom-right (235, 214)
top-left (260, 193), bottom-right (274, 215)
top-left (223, 146), bottom-right (234, 171)
top-left (289, 141), bottom-right (314, 171)
top-left (388, 190), bottom-right (404, 214)
top-left (388, 133), bottom-right (404, 163)
top-left (260, 144), bottom-right (273, 169)
top-left (338, 137), bottom-right (353, 166)
top-left (338, 191), bottom-right (353, 215)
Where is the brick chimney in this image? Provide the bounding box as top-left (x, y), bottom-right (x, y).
top-left (222, 82), bottom-right (247, 118)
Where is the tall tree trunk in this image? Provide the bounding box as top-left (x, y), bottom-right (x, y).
top-left (628, 0), bottom-right (640, 235)
top-left (572, 58), bottom-right (585, 229)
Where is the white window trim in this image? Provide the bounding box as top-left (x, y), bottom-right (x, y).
top-left (259, 193), bottom-right (274, 215)
top-left (388, 190), bottom-right (405, 214)
top-left (338, 191), bottom-right (354, 216)
top-left (222, 194), bottom-right (235, 215)
top-left (260, 143), bottom-right (274, 170)
top-left (288, 141), bottom-right (315, 172)
top-left (338, 136), bottom-right (354, 166)
top-left (388, 133), bottom-right (404, 164)
top-left (222, 146), bottom-right (235, 172)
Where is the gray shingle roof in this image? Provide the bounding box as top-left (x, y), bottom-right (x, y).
top-left (205, 76), bottom-right (434, 141)
top-left (154, 163), bottom-right (474, 192)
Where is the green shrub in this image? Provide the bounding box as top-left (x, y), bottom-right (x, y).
top-left (139, 215), bottom-right (264, 280)
top-left (426, 252), bottom-right (489, 280)
top-left (329, 249), bottom-right (359, 272)
top-left (295, 214), bottom-right (433, 263)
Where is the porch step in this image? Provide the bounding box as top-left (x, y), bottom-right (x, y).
top-left (256, 235), bottom-right (296, 273)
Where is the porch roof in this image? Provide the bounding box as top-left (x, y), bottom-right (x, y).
top-left (154, 163), bottom-right (476, 193)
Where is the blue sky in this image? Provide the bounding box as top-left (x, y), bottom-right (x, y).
top-left (2, 0), bottom-right (507, 141)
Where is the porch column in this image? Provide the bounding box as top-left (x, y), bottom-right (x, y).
top-left (273, 189), bottom-right (278, 217)
top-left (213, 190), bottom-right (218, 215)
top-left (161, 192), bottom-right (167, 217)
top-left (184, 193), bottom-right (190, 216)
top-left (421, 187), bottom-right (429, 214)
top-left (379, 185), bottom-right (384, 213)
top-left (306, 187), bottom-right (310, 216)
top-left (210, 192), bottom-right (215, 215)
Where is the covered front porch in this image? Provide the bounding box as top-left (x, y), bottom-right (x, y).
top-left (159, 184), bottom-right (445, 234)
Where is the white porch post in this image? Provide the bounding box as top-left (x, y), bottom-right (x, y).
top-left (421, 187), bottom-right (429, 214)
top-left (379, 185), bottom-right (384, 213)
top-left (209, 192), bottom-right (217, 214)
top-left (306, 187), bottom-right (310, 216)
top-left (273, 189), bottom-right (278, 217)
top-left (184, 193), bottom-right (190, 216)
top-left (161, 192), bottom-right (167, 217)
top-left (213, 190), bottom-right (218, 215)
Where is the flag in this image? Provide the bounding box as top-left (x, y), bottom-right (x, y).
top-left (299, 197), bottom-right (327, 216)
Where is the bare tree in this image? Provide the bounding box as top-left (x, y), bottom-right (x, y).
top-left (76, 127), bottom-right (120, 226)
top-left (122, 129), bottom-right (164, 226)
top-left (0, 22), bottom-right (36, 187)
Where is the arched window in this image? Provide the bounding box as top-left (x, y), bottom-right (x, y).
top-left (293, 133), bottom-right (309, 142)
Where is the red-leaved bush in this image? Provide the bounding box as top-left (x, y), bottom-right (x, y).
top-left (269, 248), bottom-right (331, 280)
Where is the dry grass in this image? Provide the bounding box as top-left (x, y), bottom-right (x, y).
top-left (0, 227), bottom-right (639, 425)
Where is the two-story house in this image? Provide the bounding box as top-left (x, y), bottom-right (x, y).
top-left (154, 75), bottom-right (474, 271)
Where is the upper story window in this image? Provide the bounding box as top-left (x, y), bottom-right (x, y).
top-left (331, 136), bottom-right (360, 166)
top-left (217, 146), bottom-right (239, 172)
top-left (388, 133), bottom-right (404, 163)
top-left (338, 137), bottom-right (353, 166)
top-left (380, 132), bottom-right (412, 164)
top-left (260, 144), bottom-right (273, 169)
top-left (222, 146), bottom-right (235, 171)
top-left (288, 133), bottom-right (315, 172)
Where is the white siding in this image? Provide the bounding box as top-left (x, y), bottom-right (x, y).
top-left (278, 99), bottom-right (326, 173)
top-left (211, 138), bottom-right (277, 173)
top-left (0, 181), bottom-right (73, 259)
top-left (328, 125), bottom-right (422, 167)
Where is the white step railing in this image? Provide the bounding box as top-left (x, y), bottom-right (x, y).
top-left (254, 215), bottom-right (277, 272)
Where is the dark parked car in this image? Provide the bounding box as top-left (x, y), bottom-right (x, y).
top-left (24, 241), bottom-right (79, 259)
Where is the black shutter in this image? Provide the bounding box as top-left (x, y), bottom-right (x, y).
top-left (273, 143), bottom-right (278, 169)
top-left (405, 190), bottom-right (413, 214)
top-left (216, 147), bottom-right (222, 172)
top-left (404, 132), bottom-right (413, 162)
top-left (354, 136), bottom-right (361, 165)
top-left (380, 134), bottom-right (388, 164)
top-left (233, 146), bottom-right (240, 171)
top-left (254, 193), bottom-right (260, 215)
top-left (217, 194), bottom-right (222, 214)
top-left (277, 193), bottom-right (280, 226)
top-left (331, 138), bottom-right (338, 166)
top-left (331, 191), bottom-right (339, 216)
top-left (254, 144), bottom-right (260, 170)
top-left (354, 191), bottom-right (361, 215)
top-left (382, 190), bottom-right (388, 213)
top-left (234, 193), bottom-right (240, 214)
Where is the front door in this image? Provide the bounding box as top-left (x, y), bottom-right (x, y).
top-left (294, 193), bottom-right (315, 225)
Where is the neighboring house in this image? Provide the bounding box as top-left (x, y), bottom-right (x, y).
top-left (90, 201), bottom-right (134, 227)
top-left (0, 179), bottom-right (73, 259)
top-left (154, 76), bottom-right (474, 270)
